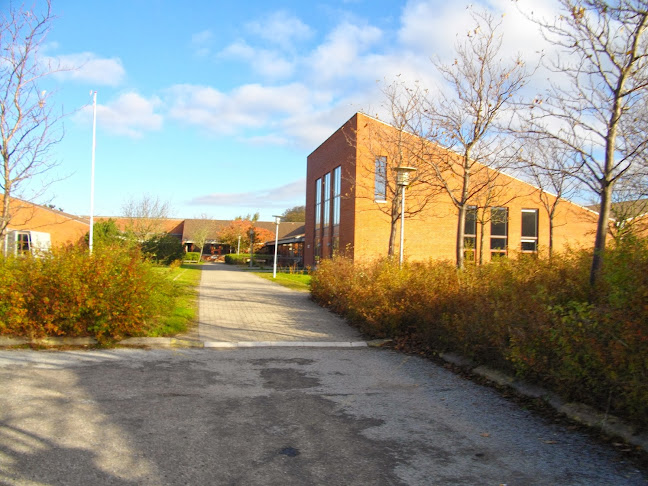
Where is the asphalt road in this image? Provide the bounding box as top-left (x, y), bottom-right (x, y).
top-left (0, 347), bottom-right (645, 485)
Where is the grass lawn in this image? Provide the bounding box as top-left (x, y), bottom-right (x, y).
top-left (254, 271), bottom-right (311, 292)
top-left (147, 264), bottom-right (202, 336)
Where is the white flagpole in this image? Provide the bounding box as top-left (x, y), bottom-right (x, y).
top-left (89, 91), bottom-right (97, 253)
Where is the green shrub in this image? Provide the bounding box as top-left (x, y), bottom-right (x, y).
top-left (224, 253), bottom-right (267, 265)
top-left (85, 219), bottom-right (124, 248)
top-left (0, 245), bottom-right (181, 342)
top-left (184, 252), bottom-right (201, 262)
top-left (142, 235), bottom-right (185, 265)
top-left (311, 245), bottom-right (648, 428)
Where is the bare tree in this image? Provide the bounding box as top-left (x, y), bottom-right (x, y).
top-left (189, 213), bottom-right (212, 260)
top-left (518, 136), bottom-right (580, 257)
top-left (357, 81), bottom-right (439, 257)
top-left (421, 9), bottom-right (532, 269)
top-left (191, 226), bottom-right (210, 259)
top-left (524, 0), bottom-right (648, 285)
top-left (121, 194), bottom-right (171, 240)
top-left (606, 173), bottom-right (648, 240)
top-left (0, 0), bottom-right (64, 244)
top-left (471, 176), bottom-right (523, 264)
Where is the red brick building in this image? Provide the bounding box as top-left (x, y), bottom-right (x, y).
top-left (2, 197), bottom-right (89, 255)
top-left (305, 113), bottom-right (598, 267)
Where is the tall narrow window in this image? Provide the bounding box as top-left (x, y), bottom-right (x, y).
top-left (521, 209), bottom-right (539, 252)
top-left (332, 166), bottom-right (341, 252)
top-left (314, 178), bottom-right (322, 260)
top-left (315, 178), bottom-right (322, 227)
top-left (464, 206), bottom-right (477, 263)
top-left (323, 172), bottom-right (331, 229)
top-left (490, 207), bottom-right (508, 258)
top-left (16, 232), bottom-right (30, 254)
top-left (374, 156), bottom-right (387, 201)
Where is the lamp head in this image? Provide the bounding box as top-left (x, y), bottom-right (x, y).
top-left (394, 166), bottom-right (417, 186)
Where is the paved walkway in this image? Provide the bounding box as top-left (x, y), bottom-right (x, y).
top-left (190, 264), bottom-right (364, 346)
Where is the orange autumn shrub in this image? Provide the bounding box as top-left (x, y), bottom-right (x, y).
top-left (311, 243), bottom-right (648, 428)
top-left (0, 244), bottom-right (178, 342)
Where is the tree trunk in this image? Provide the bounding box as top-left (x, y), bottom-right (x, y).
top-left (456, 204), bottom-right (467, 270)
top-left (0, 178), bottom-right (12, 249)
top-left (590, 183), bottom-right (613, 287)
top-left (548, 210), bottom-right (554, 260)
top-left (478, 220), bottom-right (485, 265)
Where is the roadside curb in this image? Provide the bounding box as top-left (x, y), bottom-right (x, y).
top-left (120, 337), bottom-right (204, 348)
top-left (204, 340), bottom-right (368, 348)
top-left (439, 352), bottom-right (648, 453)
top-left (0, 336), bottom-right (378, 349)
top-left (0, 336), bottom-right (205, 348)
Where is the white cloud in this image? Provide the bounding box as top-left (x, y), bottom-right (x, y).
top-left (399, 0), bottom-right (556, 65)
top-left (219, 42), bottom-right (295, 78)
top-left (246, 11), bottom-right (313, 49)
top-left (165, 83), bottom-right (331, 140)
top-left (165, 1), bottom-right (564, 152)
top-left (76, 92), bottom-right (163, 138)
top-left (307, 22), bottom-right (382, 84)
top-left (46, 52), bottom-right (126, 86)
top-left (191, 29), bottom-right (214, 57)
top-left (190, 179), bottom-right (305, 207)
top-left (192, 30), bottom-right (213, 45)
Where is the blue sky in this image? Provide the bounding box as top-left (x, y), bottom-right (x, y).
top-left (29, 0), bottom-right (554, 220)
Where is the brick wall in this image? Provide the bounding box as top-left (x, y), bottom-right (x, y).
top-left (305, 114), bottom-right (359, 266)
top-left (305, 113), bottom-right (599, 266)
top-left (4, 198), bottom-right (89, 246)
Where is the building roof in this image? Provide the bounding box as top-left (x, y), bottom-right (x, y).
top-left (94, 217), bottom-right (185, 236)
top-left (182, 219), bottom-right (305, 243)
top-left (587, 199), bottom-right (648, 221)
top-left (4, 196), bottom-right (90, 226)
top-left (2, 196), bottom-right (90, 247)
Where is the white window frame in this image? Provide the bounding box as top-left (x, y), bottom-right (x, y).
top-left (521, 209), bottom-right (539, 253)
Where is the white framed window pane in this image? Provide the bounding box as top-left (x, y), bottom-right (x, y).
top-left (491, 237), bottom-right (507, 250)
top-left (522, 209), bottom-right (538, 238)
top-left (375, 156), bottom-right (387, 200)
top-left (521, 240), bottom-right (537, 252)
top-left (465, 206), bottom-right (477, 236)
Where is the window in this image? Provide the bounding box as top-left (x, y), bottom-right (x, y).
top-left (490, 207), bottom-right (508, 258)
top-left (464, 206), bottom-right (477, 263)
top-left (323, 172), bottom-right (331, 229)
top-left (333, 166), bottom-right (341, 227)
top-left (315, 178), bottom-right (322, 227)
top-left (332, 166), bottom-right (341, 254)
top-left (521, 209), bottom-right (539, 252)
top-left (16, 232), bottom-right (30, 254)
top-left (375, 156), bottom-right (387, 201)
top-left (314, 178), bottom-right (322, 260)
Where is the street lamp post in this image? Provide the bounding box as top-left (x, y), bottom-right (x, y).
top-left (394, 166), bottom-right (417, 267)
top-left (237, 235), bottom-right (241, 254)
top-left (272, 215), bottom-right (281, 278)
top-left (249, 229), bottom-right (254, 268)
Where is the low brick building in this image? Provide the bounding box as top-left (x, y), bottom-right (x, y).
top-left (305, 113), bottom-right (599, 267)
top-left (2, 197), bottom-right (90, 255)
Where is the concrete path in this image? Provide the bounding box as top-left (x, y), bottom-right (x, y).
top-left (0, 348), bottom-right (646, 485)
top-left (0, 264), bottom-right (646, 484)
top-left (192, 264), bottom-right (364, 346)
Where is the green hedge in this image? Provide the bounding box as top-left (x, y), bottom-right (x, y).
top-left (0, 245), bottom-right (181, 342)
top-left (184, 252), bottom-right (201, 262)
top-left (311, 240), bottom-right (648, 429)
top-left (224, 253), bottom-right (270, 265)
top-left (142, 235), bottom-right (185, 265)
